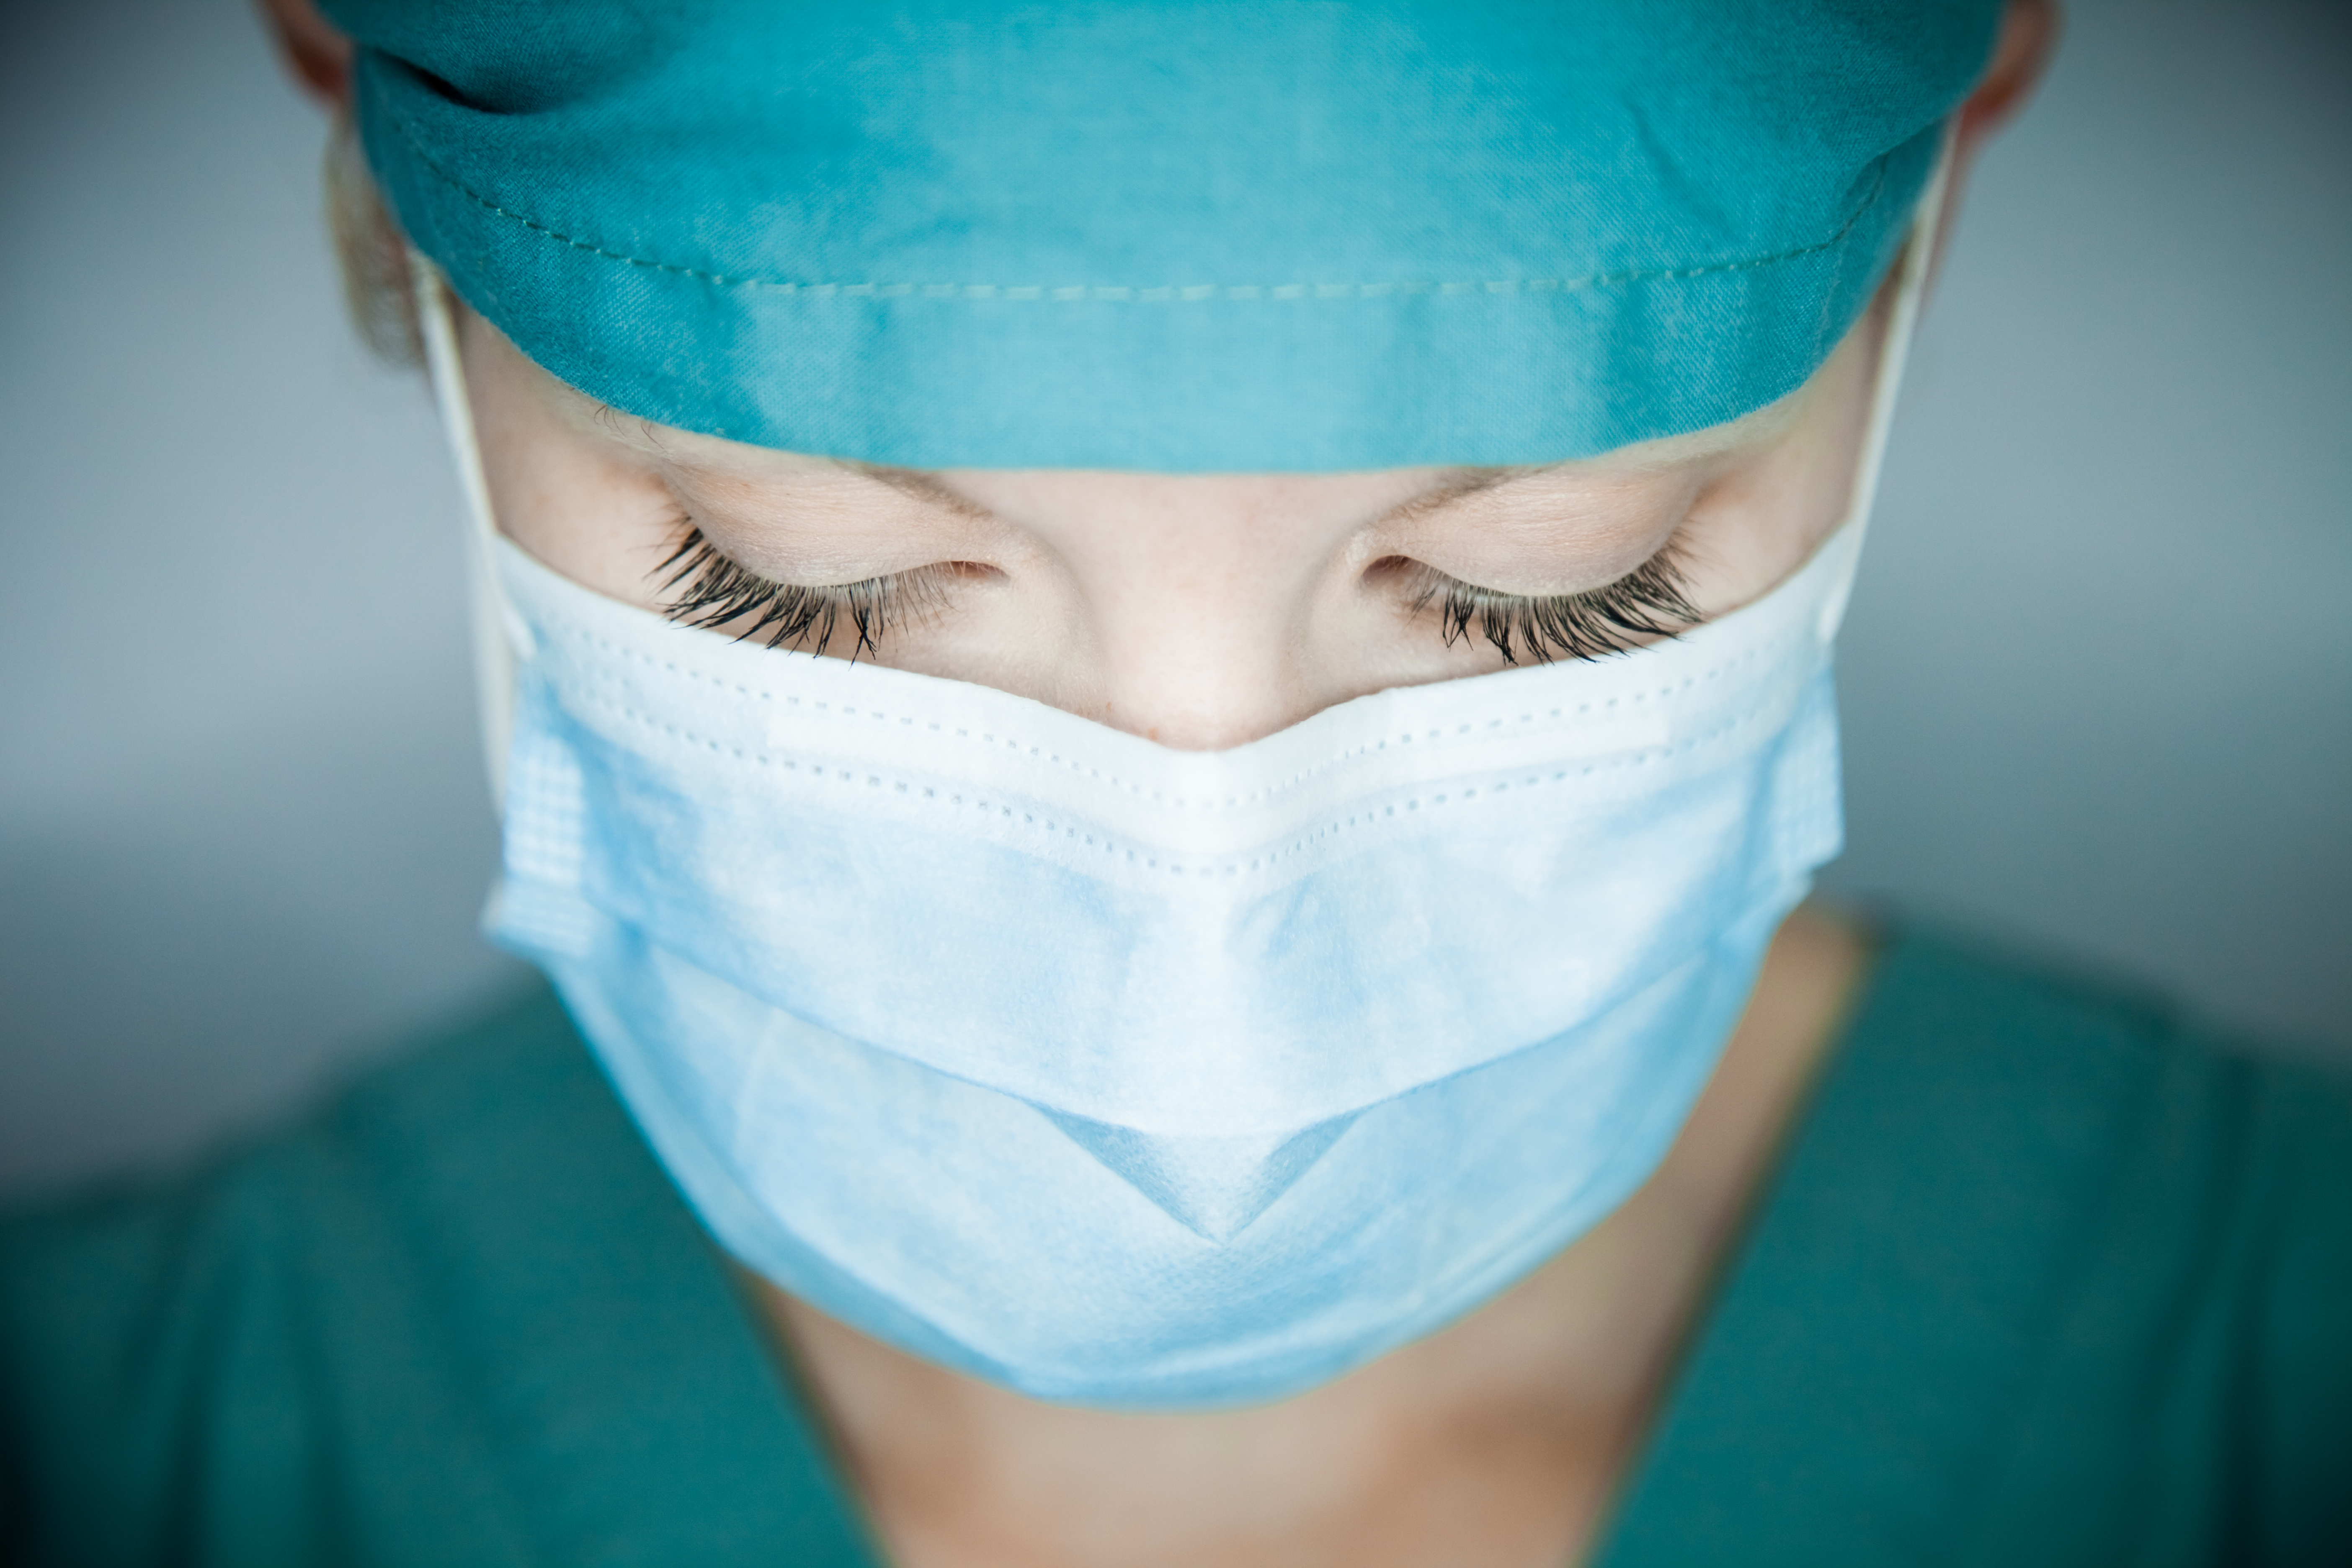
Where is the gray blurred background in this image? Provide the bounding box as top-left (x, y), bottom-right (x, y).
top-left (3, 0), bottom-right (2347, 1198)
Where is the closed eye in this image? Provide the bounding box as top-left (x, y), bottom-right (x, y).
top-left (653, 520), bottom-right (984, 662)
top-left (1377, 542), bottom-right (1702, 665)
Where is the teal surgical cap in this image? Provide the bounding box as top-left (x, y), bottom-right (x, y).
top-left (332, 1), bottom-right (2001, 471)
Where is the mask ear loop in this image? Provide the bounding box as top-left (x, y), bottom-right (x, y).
top-left (1814, 124), bottom-right (1956, 646)
top-left (412, 255), bottom-right (527, 811)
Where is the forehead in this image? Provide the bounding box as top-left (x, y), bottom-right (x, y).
top-left (503, 316), bottom-right (1816, 513)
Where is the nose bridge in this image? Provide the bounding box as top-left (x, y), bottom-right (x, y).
top-left (1076, 482), bottom-right (1340, 750)
top-left (1094, 616), bottom-right (1318, 752)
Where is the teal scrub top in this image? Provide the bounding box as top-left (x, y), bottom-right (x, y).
top-left (4, 925), bottom-right (2349, 1565)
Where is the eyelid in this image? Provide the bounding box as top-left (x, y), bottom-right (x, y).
top-left (1393, 540), bottom-right (1703, 666)
top-left (654, 521), bottom-right (957, 662)
top-left (654, 507), bottom-right (1697, 671)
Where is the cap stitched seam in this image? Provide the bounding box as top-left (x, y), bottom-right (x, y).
top-left (373, 85), bottom-right (1891, 302)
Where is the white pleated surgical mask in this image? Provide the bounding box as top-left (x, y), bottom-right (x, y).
top-left (416, 163), bottom-right (1938, 1411)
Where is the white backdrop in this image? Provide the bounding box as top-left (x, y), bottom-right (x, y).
top-left (3, 0), bottom-right (2347, 1196)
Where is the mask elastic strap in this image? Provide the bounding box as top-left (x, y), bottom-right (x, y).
top-left (413, 256), bottom-right (525, 810)
top-left (1814, 126), bottom-right (1955, 645)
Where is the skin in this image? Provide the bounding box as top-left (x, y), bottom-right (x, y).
top-left (456, 291), bottom-right (1881, 749)
top-left (261, 3), bottom-right (2054, 1562)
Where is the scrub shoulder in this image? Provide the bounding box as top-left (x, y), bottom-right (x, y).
top-left (2, 929), bottom-right (2347, 1568)
top-left (0, 982), bottom-right (875, 1567)
top-left (1599, 928), bottom-right (2352, 1566)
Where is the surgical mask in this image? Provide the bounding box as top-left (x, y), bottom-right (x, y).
top-left (418, 162), bottom-right (1939, 1411)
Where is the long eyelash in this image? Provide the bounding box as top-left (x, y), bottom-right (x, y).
top-left (654, 524), bottom-right (931, 661)
top-left (1410, 546), bottom-right (1702, 665)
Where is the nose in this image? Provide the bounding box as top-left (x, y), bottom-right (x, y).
top-left (1057, 481), bottom-right (1341, 751)
top-left (1090, 609), bottom-right (1321, 750)
top-left (940, 467), bottom-right (1434, 751)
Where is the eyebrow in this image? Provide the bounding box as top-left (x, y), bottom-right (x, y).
top-left (858, 464), bottom-right (1003, 521)
top-left (573, 393), bottom-right (978, 512)
top-left (583, 389), bottom-right (1784, 527)
top-left (886, 462), bottom-right (1564, 539)
top-left (874, 461), bottom-right (1676, 549)
top-left (1374, 466), bottom-right (1542, 528)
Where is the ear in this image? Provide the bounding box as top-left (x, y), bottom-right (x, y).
top-left (1919, 0), bottom-right (2058, 283)
top-left (255, 0), bottom-right (355, 108)
top-left (1957, 0), bottom-right (2060, 159)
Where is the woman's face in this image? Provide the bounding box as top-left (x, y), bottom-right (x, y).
top-left (461, 289), bottom-right (1890, 751)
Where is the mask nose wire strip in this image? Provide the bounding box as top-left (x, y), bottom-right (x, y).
top-left (413, 257), bottom-right (522, 811)
top-left (1815, 126), bottom-right (1952, 646)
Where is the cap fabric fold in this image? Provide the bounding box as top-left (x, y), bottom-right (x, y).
top-left (332, 0), bottom-right (1997, 471)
